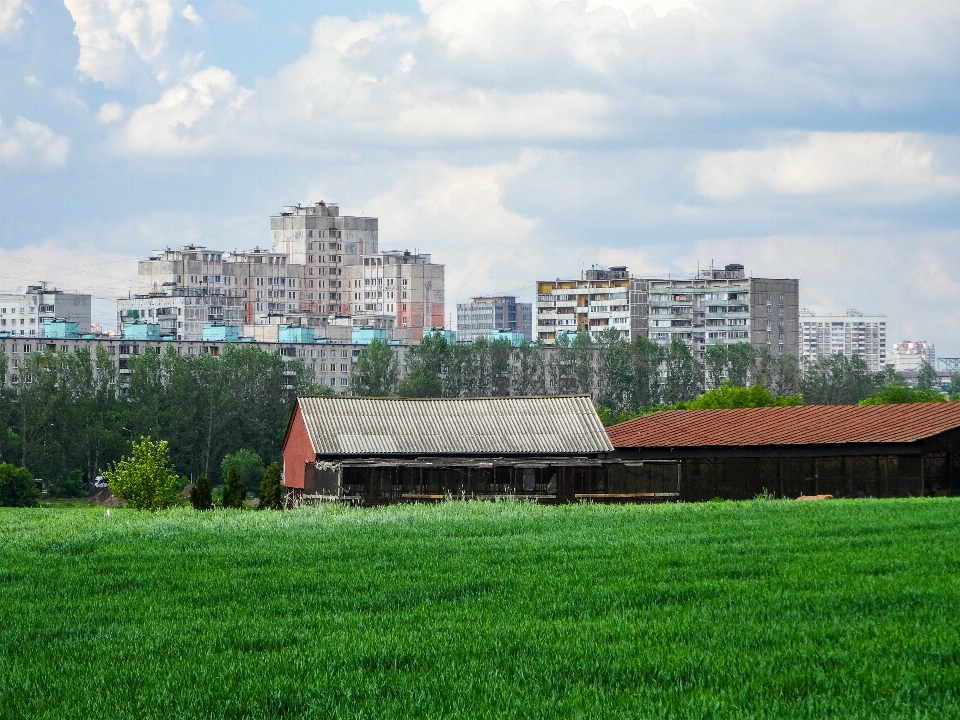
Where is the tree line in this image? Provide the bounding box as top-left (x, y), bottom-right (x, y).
top-left (352, 329), bottom-right (958, 417)
top-left (0, 345), bottom-right (320, 492)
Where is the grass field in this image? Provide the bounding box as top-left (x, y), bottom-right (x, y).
top-left (1, 499), bottom-right (959, 719)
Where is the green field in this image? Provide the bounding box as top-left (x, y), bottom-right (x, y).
top-left (1, 500), bottom-right (958, 719)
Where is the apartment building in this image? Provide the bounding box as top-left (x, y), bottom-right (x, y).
top-left (536, 267), bottom-right (631, 344)
top-left (800, 308), bottom-right (887, 372)
top-left (456, 296), bottom-right (533, 343)
top-left (890, 340), bottom-right (935, 373)
top-left (640, 265), bottom-right (800, 360)
top-left (137, 246), bottom-right (227, 296)
top-left (343, 251), bottom-right (444, 342)
top-left (0, 285), bottom-right (91, 337)
top-left (270, 201), bottom-right (378, 315)
top-left (117, 290), bottom-right (245, 341)
top-left (222, 248), bottom-right (306, 324)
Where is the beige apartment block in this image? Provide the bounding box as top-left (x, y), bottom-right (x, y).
top-left (270, 201), bottom-right (378, 315)
top-left (536, 267), bottom-right (631, 345)
top-left (137, 246), bottom-right (227, 296)
top-left (343, 251), bottom-right (445, 342)
top-left (222, 249), bottom-right (306, 324)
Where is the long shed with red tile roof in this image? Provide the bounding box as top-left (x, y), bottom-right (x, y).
top-left (607, 403), bottom-right (960, 500)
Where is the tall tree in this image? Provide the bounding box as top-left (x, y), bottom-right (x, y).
top-left (571, 331), bottom-right (595, 395)
top-left (704, 344), bottom-right (727, 389)
top-left (489, 338), bottom-right (514, 397)
top-left (662, 339), bottom-right (701, 404)
top-left (629, 336), bottom-right (662, 411)
top-left (596, 328), bottom-right (633, 415)
top-left (726, 342), bottom-right (756, 387)
top-left (398, 332), bottom-right (448, 397)
top-left (512, 342), bottom-right (545, 396)
top-left (350, 339), bottom-right (398, 396)
top-left (916, 361), bottom-right (938, 393)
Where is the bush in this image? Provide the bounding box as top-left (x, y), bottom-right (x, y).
top-left (190, 475), bottom-right (212, 511)
top-left (220, 449), bottom-right (265, 496)
top-left (859, 383), bottom-right (945, 405)
top-left (0, 463), bottom-right (40, 507)
top-left (50, 468), bottom-right (86, 499)
top-left (102, 437), bottom-right (180, 510)
top-left (259, 463), bottom-right (283, 510)
top-left (221, 465), bottom-right (246, 509)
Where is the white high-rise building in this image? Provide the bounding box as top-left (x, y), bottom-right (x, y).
top-left (800, 308), bottom-right (887, 371)
top-left (890, 340), bottom-right (935, 373)
top-left (0, 284), bottom-right (91, 338)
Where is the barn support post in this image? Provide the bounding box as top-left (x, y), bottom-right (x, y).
top-left (921, 453), bottom-right (926, 497)
top-left (949, 452), bottom-right (955, 497)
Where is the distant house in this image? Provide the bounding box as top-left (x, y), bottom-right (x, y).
top-left (607, 404), bottom-right (960, 500)
top-left (282, 396), bottom-right (680, 505)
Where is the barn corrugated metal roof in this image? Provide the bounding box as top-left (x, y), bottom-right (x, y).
top-left (606, 403), bottom-right (960, 448)
top-left (297, 395), bottom-right (614, 456)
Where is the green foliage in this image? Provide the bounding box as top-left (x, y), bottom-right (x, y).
top-left (2, 501), bottom-right (960, 718)
top-left (102, 437), bottom-right (180, 510)
top-left (350, 339), bottom-right (398, 397)
top-left (662, 338), bottom-right (701, 404)
top-left (0, 462), bottom-right (39, 507)
top-left (859, 383), bottom-right (946, 405)
top-left (221, 465), bottom-right (247, 509)
top-left (677, 382), bottom-right (801, 410)
top-left (49, 468), bottom-right (86, 499)
top-left (397, 332), bottom-right (448, 397)
top-left (951, 373), bottom-right (960, 400)
top-left (915, 361), bottom-right (938, 393)
top-left (259, 462), bottom-right (283, 510)
top-left (220, 449), bottom-right (265, 495)
top-left (801, 353), bottom-right (882, 405)
top-left (190, 475), bottom-right (212, 511)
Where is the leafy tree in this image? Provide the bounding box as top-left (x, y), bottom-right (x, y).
top-left (398, 333), bottom-right (448, 397)
top-left (916, 361), bottom-right (938, 393)
top-left (629, 336), bottom-right (662, 411)
top-left (662, 339), bottom-right (701, 404)
top-left (596, 328), bottom-right (633, 415)
top-left (102, 437), bottom-right (180, 510)
top-left (397, 364), bottom-right (443, 397)
top-left (801, 354), bottom-right (877, 405)
top-left (49, 468), bottom-right (86, 498)
top-left (190, 475), bottom-right (212, 510)
top-left (859, 383), bottom-right (945, 405)
top-left (512, 342), bottom-right (545, 396)
top-left (220, 449), bottom-right (265, 495)
top-left (951, 373), bottom-right (960, 400)
top-left (350, 339), bottom-right (398, 396)
top-left (0, 463), bottom-right (40, 507)
top-left (571, 331), bottom-right (595, 394)
top-left (678, 382), bottom-right (801, 409)
top-left (221, 465), bottom-right (247, 509)
top-left (704, 344), bottom-right (727, 389)
top-left (259, 462), bottom-right (284, 510)
top-left (489, 338), bottom-right (514, 397)
top-left (726, 343), bottom-right (756, 387)
top-left (547, 332), bottom-right (578, 395)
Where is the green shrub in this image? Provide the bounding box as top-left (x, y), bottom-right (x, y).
top-left (0, 463), bottom-right (40, 507)
top-left (259, 462), bottom-right (283, 510)
top-left (102, 437), bottom-right (179, 510)
top-left (221, 465), bottom-right (246, 509)
top-left (190, 475), bottom-right (212, 511)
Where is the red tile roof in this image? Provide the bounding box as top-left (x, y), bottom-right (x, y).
top-left (606, 403), bottom-right (960, 448)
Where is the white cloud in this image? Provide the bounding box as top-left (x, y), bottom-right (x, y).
top-left (181, 3), bottom-right (201, 26)
top-left (62, 0), bottom-right (195, 87)
top-left (0, 116), bottom-right (71, 167)
top-left (695, 132), bottom-right (960, 202)
top-left (115, 65), bottom-right (251, 155)
top-left (0, 0), bottom-right (24, 42)
top-left (97, 101), bottom-right (125, 123)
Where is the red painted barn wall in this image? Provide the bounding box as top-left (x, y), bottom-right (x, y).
top-left (282, 404), bottom-right (315, 489)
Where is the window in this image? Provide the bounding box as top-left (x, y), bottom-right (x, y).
top-left (340, 377), bottom-right (348, 386)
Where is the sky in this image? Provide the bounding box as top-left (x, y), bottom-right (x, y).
top-left (0, 0), bottom-right (959, 355)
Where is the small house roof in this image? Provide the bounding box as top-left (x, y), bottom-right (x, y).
top-left (606, 403), bottom-right (960, 449)
top-left (295, 395), bottom-right (614, 456)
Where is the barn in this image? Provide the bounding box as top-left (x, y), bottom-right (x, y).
top-left (607, 403), bottom-right (960, 501)
top-left (281, 395), bottom-right (680, 505)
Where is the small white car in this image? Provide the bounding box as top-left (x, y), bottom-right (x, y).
top-left (93, 476), bottom-right (109, 489)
